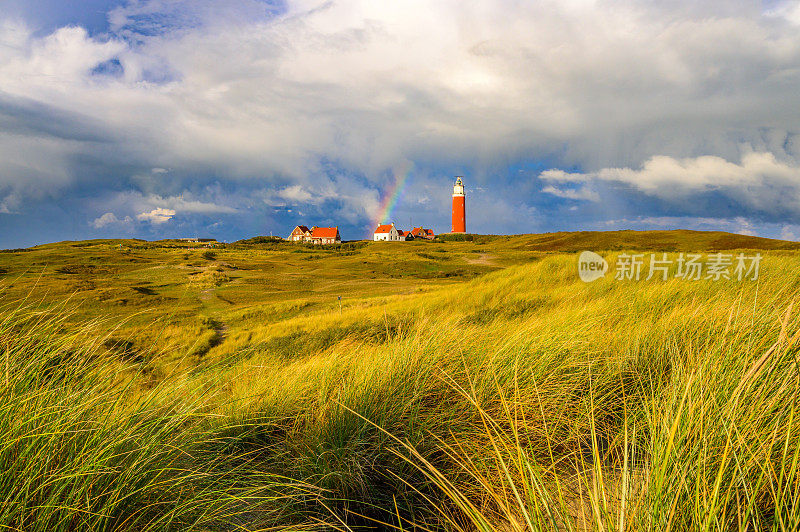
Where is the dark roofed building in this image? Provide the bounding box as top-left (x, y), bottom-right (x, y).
top-left (410, 227), bottom-right (435, 240)
top-left (288, 225), bottom-right (311, 242)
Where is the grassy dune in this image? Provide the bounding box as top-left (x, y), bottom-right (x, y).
top-left (1, 231), bottom-right (799, 530)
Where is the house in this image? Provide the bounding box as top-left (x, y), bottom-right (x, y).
top-left (309, 226), bottom-right (341, 244)
top-left (310, 226), bottom-right (341, 244)
top-left (288, 225), bottom-right (340, 244)
top-left (178, 237), bottom-right (217, 243)
top-left (288, 225), bottom-right (311, 242)
top-left (410, 227), bottom-right (435, 240)
top-left (400, 230), bottom-right (413, 241)
top-left (374, 222), bottom-right (405, 241)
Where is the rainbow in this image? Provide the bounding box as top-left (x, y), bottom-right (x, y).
top-left (372, 163), bottom-right (412, 228)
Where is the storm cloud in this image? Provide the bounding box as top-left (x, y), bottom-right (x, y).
top-left (1, 0), bottom-right (800, 246)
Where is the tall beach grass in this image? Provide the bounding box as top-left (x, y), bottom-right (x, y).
top-left (1, 251), bottom-right (799, 529)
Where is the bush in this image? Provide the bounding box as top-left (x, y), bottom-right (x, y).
top-left (436, 233), bottom-right (476, 242)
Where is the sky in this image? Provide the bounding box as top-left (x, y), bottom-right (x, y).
top-left (2, 0), bottom-right (800, 247)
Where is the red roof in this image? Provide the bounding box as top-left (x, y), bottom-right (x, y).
top-left (411, 227), bottom-right (434, 237)
top-left (311, 226), bottom-right (339, 238)
top-left (397, 230), bottom-right (406, 236)
top-left (374, 224), bottom-right (394, 234)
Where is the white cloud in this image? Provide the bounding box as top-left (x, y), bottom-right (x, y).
top-left (2, 2), bottom-right (800, 177)
top-left (766, 1), bottom-right (800, 26)
top-left (541, 152), bottom-right (800, 192)
top-left (2, 1), bottom-right (800, 229)
top-left (277, 185), bottom-right (313, 203)
top-left (260, 177), bottom-right (381, 224)
top-left (541, 184), bottom-right (599, 202)
top-left (91, 212), bottom-right (132, 228)
top-left (540, 152), bottom-right (800, 216)
top-left (136, 207), bottom-right (176, 224)
top-left (0, 192), bottom-right (20, 214)
top-left (101, 190), bottom-right (239, 218)
top-left (0, 24), bottom-right (125, 88)
top-left (157, 196), bottom-right (237, 215)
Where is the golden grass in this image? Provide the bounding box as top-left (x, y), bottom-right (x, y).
top-left (1, 232), bottom-right (799, 529)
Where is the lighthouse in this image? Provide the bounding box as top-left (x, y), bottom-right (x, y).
top-left (451, 176), bottom-right (466, 233)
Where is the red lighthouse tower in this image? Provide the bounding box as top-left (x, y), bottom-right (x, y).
top-left (451, 176), bottom-right (466, 233)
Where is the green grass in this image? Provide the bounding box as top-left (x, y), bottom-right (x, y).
top-left (0, 230), bottom-right (799, 530)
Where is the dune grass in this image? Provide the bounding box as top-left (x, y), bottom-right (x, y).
top-left (0, 233), bottom-right (799, 530)
top-left (0, 301), bottom-right (317, 530)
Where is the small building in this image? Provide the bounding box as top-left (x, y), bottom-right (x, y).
top-left (178, 237), bottom-right (217, 243)
top-left (288, 225), bottom-right (311, 242)
top-left (374, 222), bottom-right (405, 241)
top-left (309, 226), bottom-right (341, 245)
top-left (410, 227), bottom-right (435, 240)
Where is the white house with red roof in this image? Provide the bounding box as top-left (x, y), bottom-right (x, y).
top-left (373, 222), bottom-right (405, 241)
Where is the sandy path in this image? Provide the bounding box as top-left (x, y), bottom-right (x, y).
top-left (466, 253), bottom-right (496, 266)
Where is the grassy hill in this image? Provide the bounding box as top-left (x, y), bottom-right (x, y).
top-left (466, 229), bottom-right (800, 252)
top-left (0, 230), bottom-right (799, 530)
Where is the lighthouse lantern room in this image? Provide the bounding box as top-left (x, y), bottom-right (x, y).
top-left (451, 176), bottom-right (466, 233)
